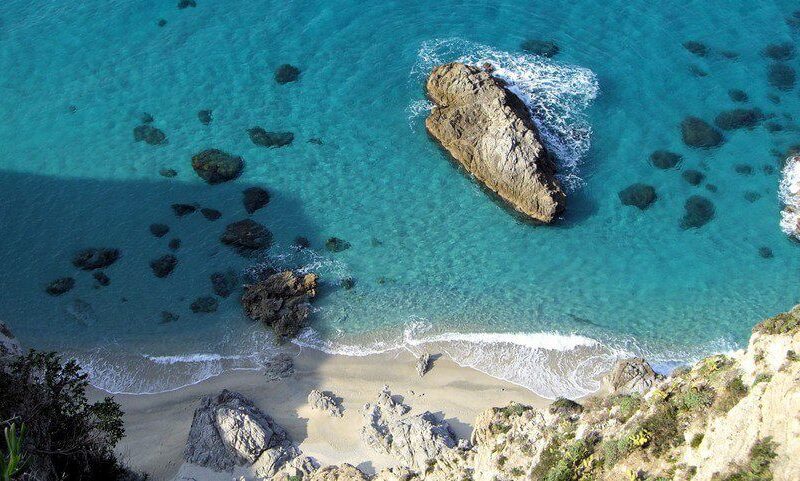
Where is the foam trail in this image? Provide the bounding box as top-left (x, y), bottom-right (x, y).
top-left (779, 155), bottom-right (800, 239)
top-left (409, 38), bottom-right (599, 190)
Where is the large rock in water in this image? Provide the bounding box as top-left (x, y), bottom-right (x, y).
top-left (184, 390), bottom-right (298, 471)
top-left (425, 62), bottom-right (566, 223)
top-left (241, 270), bottom-right (318, 339)
top-left (191, 149), bottom-right (243, 184)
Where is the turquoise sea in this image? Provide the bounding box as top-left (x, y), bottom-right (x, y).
top-left (1, 0), bottom-right (798, 398)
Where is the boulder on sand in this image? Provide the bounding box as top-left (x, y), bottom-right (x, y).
top-left (241, 270), bottom-right (318, 339)
top-left (184, 390), bottom-right (299, 472)
top-left (602, 358), bottom-right (660, 396)
top-left (425, 62), bottom-right (566, 223)
top-left (308, 389), bottom-right (343, 417)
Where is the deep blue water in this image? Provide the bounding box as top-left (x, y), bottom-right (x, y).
top-left (0, 0), bottom-right (798, 397)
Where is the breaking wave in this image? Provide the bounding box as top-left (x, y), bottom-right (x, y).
top-left (779, 155), bottom-right (800, 239)
top-left (409, 38), bottom-right (599, 189)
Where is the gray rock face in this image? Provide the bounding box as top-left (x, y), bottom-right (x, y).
top-left (241, 270), bottom-right (318, 339)
top-left (425, 62), bottom-right (566, 223)
top-left (184, 390), bottom-right (295, 471)
top-left (361, 386), bottom-right (456, 471)
top-left (602, 358), bottom-right (660, 396)
top-left (263, 353), bottom-right (295, 381)
top-left (308, 389), bottom-right (343, 417)
top-left (0, 322), bottom-right (21, 361)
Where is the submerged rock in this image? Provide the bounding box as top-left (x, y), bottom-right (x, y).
top-left (274, 64), bottom-right (301, 84)
top-left (735, 164), bottom-right (754, 175)
top-left (177, 0), bottom-right (196, 8)
top-left (308, 389), bottom-right (343, 417)
top-left (46, 277), bottom-right (75, 296)
top-left (425, 62), bottom-right (566, 223)
top-left (248, 127), bottom-right (294, 148)
top-left (150, 254), bottom-right (178, 278)
top-left (198, 109), bottom-right (212, 125)
top-left (618, 183), bottom-right (657, 210)
top-left (758, 246), bottom-right (774, 259)
top-left (200, 207), bottom-right (222, 221)
top-left (728, 89), bottom-right (748, 102)
top-left (171, 203), bottom-right (197, 217)
top-left (650, 150), bottom-right (682, 169)
top-left (682, 169), bottom-right (705, 186)
top-left (340, 277), bottom-right (355, 290)
top-left (602, 358), bottom-right (660, 396)
top-left (714, 108), bottom-right (765, 130)
top-left (92, 271), bottom-right (110, 287)
top-left (191, 149), bottom-right (244, 184)
top-left (184, 390), bottom-right (296, 471)
top-left (241, 270), bottom-right (318, 339)
top-left (133, 124), bottom-right (166, 145)
top-left (190, 296), bottom-right (218, 314)
top-left (169, 238), bottom-right (181, 251)
top-left (72, 248), bottom-right (120, 270)
top-left (682, 40), bottom-right (708, 57)
top-left (160, 311), bottom-right (179, 324)
top-left (762, 42), bottom-right (795, 61)
top-left (680, 195), bottom-right (715, 229)
top-left (220, 219), bottom-right (272, 257)
top-left (520, 39), bottom-right (559, 57)
top-left (149, 223), bottom-right (169, 238)
top-left (768, 63), bottom-right (796, 91)
top-left (293, 236), bottom-right (310, 249)
top-left (744, 191), bottom-right (761, 203)
top-left (325, 237), bottom-right (350, 253)
top-left (211, 270), bottom-right (238, 298)
top-left (243, 187), bottom-right (270, 214)
top-left (681, 116), bottom-right (723, 148)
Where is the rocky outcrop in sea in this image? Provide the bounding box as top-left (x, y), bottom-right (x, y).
top-left (425, 62), bottom-right (566, 223)
top-left (241, 270), bottom-right (318, 339)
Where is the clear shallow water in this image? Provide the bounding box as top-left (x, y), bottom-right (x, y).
top-left (1, 0), bottom-right (798, 398)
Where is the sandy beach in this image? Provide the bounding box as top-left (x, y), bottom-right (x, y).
top-left (92, 346), bottom-right (549, 481)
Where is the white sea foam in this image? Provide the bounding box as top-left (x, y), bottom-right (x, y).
top-left (779, 155), bottom-right (800, 239)
top-left (409, 38), bottom-right (599, 189)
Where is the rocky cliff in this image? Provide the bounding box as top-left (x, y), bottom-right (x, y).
top-left (425, 62), bottom-right (566, 223)
top-left (178, 305), bottom-right (799, 481)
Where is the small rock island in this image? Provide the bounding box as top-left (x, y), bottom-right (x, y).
top-left (425, 62), bottom-right (566, 223)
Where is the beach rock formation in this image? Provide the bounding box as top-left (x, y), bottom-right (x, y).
top-left (241, 270), bottom-right (318, 339)
top-left (361, 386), bottom-right (457, 471)
top-left (184, 390), bottom-right (305, 476)
top-left (192, 149), bottom-right (244, 184)
top-left (416, 353), bottom-right (432, 377)
top-left (308, 389), bottom-right (343, 417)
top-left (601, 357), bottom-right (660, 395)
top-left (425, 62), bottom-right (566, 223)
top-left (263, 353), bottom-right (295, 381)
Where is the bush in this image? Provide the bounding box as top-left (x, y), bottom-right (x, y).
top-left (611, 394), bottom-right (641, 422)
top-left (715, 376), bottom-right (748, 413)
top-left (690, 433), bottom-right (704, 449)
top-left (715, 437), bottom-right (778, 481)
top-left (0, 350), bottom-right (143, 480)
top-left (639, 405), bottom-right (681, 455)
top-left (754, 309), bottom-right (800, 335)
top-left (675, 386), bottom-right (715, 411)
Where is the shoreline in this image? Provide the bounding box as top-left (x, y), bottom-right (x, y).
top-left (92, 345), bottom-right (551, 481)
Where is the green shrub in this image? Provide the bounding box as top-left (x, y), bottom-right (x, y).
top-left (543, 438), bottom-right (595, 481)
top-left (675, 386), bottom-right (715, 411)
top-left (715, 437), bottom-right (777, 481)
top-left (754, 310), bottom-right (800, 335)
top-left (639, 405), bottom-right (681, 455)
top-left (500, 402), bottom-right (531, 417)
top-left (752, 373), bottom-right (772, 385)
top-left (787, 350), bottom-right (798, 362)
top-left (715, 376), bottom-right (748, 413)
top-left (690, 433), bottom-right (704, 449)
top-left (1, 423), bottom-right (28, 481)
top-left (612, 394), bottom-right (641, 422)
top-left (0, 350), bottom-right (143, 480)
top-left (510, 467), bottom-right (524, 477)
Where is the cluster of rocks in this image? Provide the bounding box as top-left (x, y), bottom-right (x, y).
top-left (308, 389), bottom-right (343, 417)
top-left (241, 270), bottom-right (318, 339)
